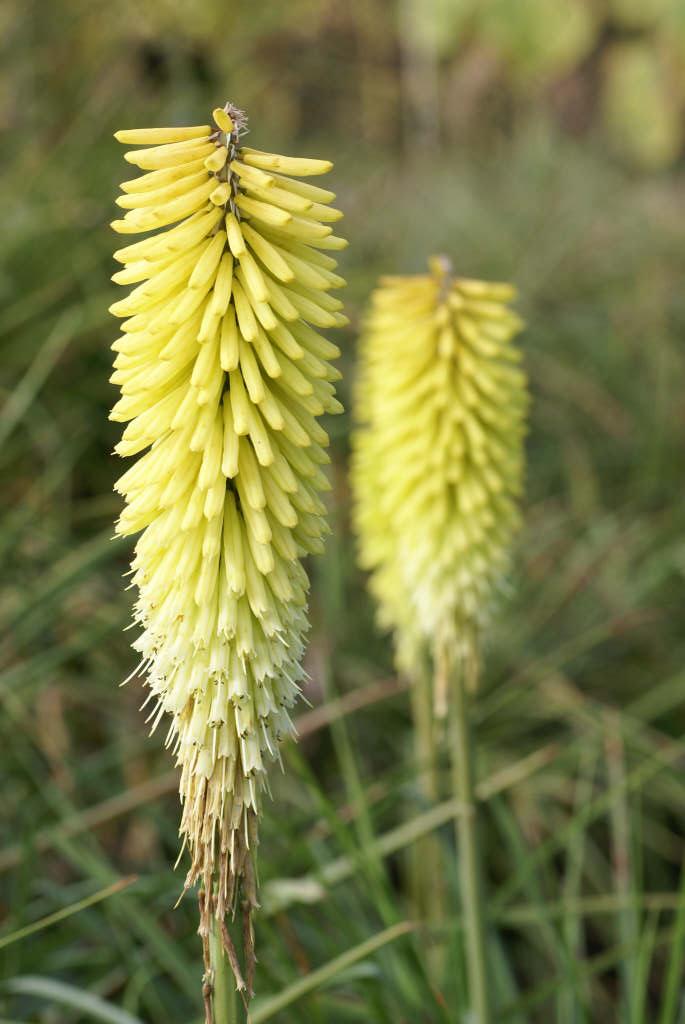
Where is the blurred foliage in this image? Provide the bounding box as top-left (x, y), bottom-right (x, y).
top-left (477, 0), bottom-right (597, 80)
top-left (3, 0), bottom-right (685, 166)
top-left (1, 1), bottom-right (685, 1022)
top-left (602, 40), bottom-right (682, 169)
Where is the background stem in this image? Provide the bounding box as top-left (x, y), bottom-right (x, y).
top-left (448, 645), bottom-right (492, 1023)
top-left (409, 665), bottom-right (447, 986)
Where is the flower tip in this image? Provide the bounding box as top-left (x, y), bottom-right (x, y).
top-left (429, 254), bottom-right (453, 278)
top-left (213, 107), bottom-right (234, 133)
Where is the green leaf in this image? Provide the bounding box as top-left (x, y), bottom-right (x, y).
top-left (0, 877), bottom-right (136, 950)
top-left (2, 976), bottom-right (144, 1024)
top-left (250, 922), bottom-right (415, 1022)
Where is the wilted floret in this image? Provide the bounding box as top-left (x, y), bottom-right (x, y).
top-left (109, 104), bottom-right (346, 991)
top-left (352, 257), bottom-right (527, 690)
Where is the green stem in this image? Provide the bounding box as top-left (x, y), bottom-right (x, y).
top-left (209, 917), bottom-right (238, 1024)
top-left (409, 665), bottom-right (447, 985)
top-left (448, 645), bottom-right (492, 1023)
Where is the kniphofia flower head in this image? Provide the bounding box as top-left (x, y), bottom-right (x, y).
top-left (351, 257), bottom-right (527, 703)
top-left (109, 103), bottom-right (346, 995)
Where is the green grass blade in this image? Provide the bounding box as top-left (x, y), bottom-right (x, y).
top-left (658, 859), bottom-right (685, 1024)
top-left (0, 309), bottom-right (80, 450)
top-left (2, 975), bottom-right (144, 1024)
top-left (250, 922), bottom-right (414, 1022)
top-left (0, 876), bottom-right (136, 950)
top-left (631, 910), bottom-right (659, 1024)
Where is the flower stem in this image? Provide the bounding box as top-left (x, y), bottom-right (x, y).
top-left (209, 917), bottom-right (238, 1024)
top-left (409, 664), bottom-right (447, 985)
top-left (448, 643), bottom-right (492, 1023)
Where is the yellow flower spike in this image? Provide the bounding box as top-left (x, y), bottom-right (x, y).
top-left (109, 102), bottom-right (346, 1003)
top-left (351, 256), bottom-right (529, 687)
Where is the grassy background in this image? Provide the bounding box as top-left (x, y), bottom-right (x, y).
top-left (1, 2), bottom-right (685, 1021)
